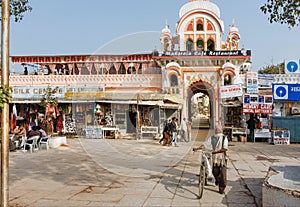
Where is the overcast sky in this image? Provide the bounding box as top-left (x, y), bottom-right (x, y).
top-left (10, 0), bottom-right (300, 72)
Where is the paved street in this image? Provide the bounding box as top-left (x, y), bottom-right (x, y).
top-left (8, 129), bottom-right (300, 207)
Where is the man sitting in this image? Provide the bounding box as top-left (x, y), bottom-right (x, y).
top-left (26, 125), bottom-right (41, 146)
top-left (12, 124), bottom-right (26, 149)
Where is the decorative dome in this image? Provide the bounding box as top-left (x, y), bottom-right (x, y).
top-left (166, 62), bottom-right (180, 69)
top-left (222, 62), bottom-right (236, 69)
top-left (229, 20), bottom-right (239, 33)
top-left (179, 0), bottom-right (220, 19)
top-left (162, 25), bottom-right (171, 34)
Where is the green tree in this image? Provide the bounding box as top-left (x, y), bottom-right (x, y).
top-left (0, 0), bottom-right (32, 107)
top-left (40, 86), bottom-right (59, 109)
top-left (258, 62), bottom-right (285, 74)
top-left (0, 85), bottom-right (12, 109)
top-left (261, 0), bottom-right (300, 28)
top-left (0, 0), bottom-right (32, 22)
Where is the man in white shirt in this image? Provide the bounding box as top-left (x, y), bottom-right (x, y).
top-left (180, 117), bottom-right (188, 141)
top-left (193, 125), bottom-right (228, 194)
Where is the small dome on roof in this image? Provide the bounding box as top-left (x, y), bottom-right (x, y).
top-left (222, 62), bottom-right (236, 69)
top-left (162, 25), bottom-right (171, 34)
top-left (229, 20), bottom-right (239, 33)
top-left (166, 62), bottom-right (180, 69)
top-left (179, 0), bottom-right (220, 19)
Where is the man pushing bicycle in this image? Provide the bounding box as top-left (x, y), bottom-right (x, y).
top-left (193, 125), bottom-right (228, 194)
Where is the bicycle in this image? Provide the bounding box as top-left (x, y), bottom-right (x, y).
top-left (193, 148), bottom-right (212, 199)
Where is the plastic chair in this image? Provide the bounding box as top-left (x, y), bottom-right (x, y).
top-left (23, 135), bottom-right (40, 153)
top-left (39, 135), bottom-right (50, 151)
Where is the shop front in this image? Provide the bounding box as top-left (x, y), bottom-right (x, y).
top-left (272, 83), bottom-right (300, 143)
top-left (243, 94), bottom-right (273, 142)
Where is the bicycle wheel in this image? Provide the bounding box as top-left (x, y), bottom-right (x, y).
top-left (198, 164), bottom-right (205, 199)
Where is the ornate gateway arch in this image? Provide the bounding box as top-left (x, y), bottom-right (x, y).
top-left (155, 0), bottom-right (251, 128)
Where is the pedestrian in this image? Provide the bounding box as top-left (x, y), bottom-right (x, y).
top-left (246, 114), bottom-right (257, 142)
top-left (187, 120), bottom-right (192, 141)
top-left (180, 117), bottom-right (188, 141)
top-left (159, 119), bottom-right (171, 146)
top-left (168, 117), bottom-right (178, 147)
top-left (193, 125), bottom-right (228, 194)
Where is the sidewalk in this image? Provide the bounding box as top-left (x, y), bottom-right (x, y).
top-left (8, 137), bottom-right (300, 207)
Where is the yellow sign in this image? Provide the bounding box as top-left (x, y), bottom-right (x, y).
top-left (65, 92), bottom-right (105, 98)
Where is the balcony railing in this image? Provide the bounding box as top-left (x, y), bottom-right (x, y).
top-left (8, 74), bottom-right (162, 89)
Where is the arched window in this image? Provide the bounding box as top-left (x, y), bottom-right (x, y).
top-left (170, 74), bottom-right (178, 87)
top-left (186, 22), bottom-right (193, 31)
top-left (164, 38), bottom-right (170, 51)
top-left (224, 74), bottom-right (232, 85)
top-left (196, 39), bottom-right (204, 51)
top-left (207, 39), bottom-right (215, 51)
top-left (81, 64), bottom-right (90, 75)
top-left (109, 64), bottom-right (117, 74)
top-left (91, 64), bottom-right (97, 75)
top-left (118, 63), bottom-right (126, 74)
top-left (128, 66), bottom-right (136, 74)
top-left (207, 21), bottom-right (215, 31)
top-left (196, 19), bottom-right (204, 31)
top-left (186, 39), bottom-right (193, 52)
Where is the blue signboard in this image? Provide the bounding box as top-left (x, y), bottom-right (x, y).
top-left (272, 84), bottom-right (300, 101)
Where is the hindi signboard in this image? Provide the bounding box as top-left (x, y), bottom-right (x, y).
top-left (220, 84), bottom-right (243, 99)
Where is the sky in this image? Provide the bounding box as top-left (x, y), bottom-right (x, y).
top-left (9, 0), bottom-right (300, 73)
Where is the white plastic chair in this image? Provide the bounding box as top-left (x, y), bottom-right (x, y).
top-left (23, 135), bottom-right (40, 153)
top-left (39, 135), bottom-right (50, 151)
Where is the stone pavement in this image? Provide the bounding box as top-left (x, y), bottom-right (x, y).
top-left (8, 132), bottom-right (300, 207)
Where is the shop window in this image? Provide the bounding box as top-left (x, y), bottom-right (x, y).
top-left (170, 74), bottom-right (178, 87)
top-left (186, 39), bottom-right (193, 52)
top-left (207, 39), bottom-right (215, 51)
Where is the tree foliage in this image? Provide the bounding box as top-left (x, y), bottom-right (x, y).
top-left (0, 0), bottom-right (32, 22)
top-left (261, 0), bottom-right (300, 28)
top-left (258, 62), bottom-right (285, 74)
top-left (0, 85), bottom-right (12, 109)
top-left (39, 86), bottom-right (59, 108)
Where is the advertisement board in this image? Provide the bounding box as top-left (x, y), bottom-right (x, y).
top-left (243, 94), bottom-right (273, 114)
top-left (220, 84), bottom-right (243, 99)
top-left (272, 84), bottom-right (300, 101)
top-left (246, 72), bottom-right (258, 93)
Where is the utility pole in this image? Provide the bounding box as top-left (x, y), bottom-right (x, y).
top-left (1, 0), bottom-right (10, 206)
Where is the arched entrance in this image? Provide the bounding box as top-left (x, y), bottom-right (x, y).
top-left (187, 80), bottom-right (215, 129)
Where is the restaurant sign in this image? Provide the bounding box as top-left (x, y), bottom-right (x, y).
top-left (160, 50), bottom-right (249, 57)
top-left (11, 54), bottom-right (152, 64)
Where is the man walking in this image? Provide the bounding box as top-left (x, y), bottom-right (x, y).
top-left (169, 117), bottom-right (179, 147)
top-left (193, 125), bottom-right (228, 194)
